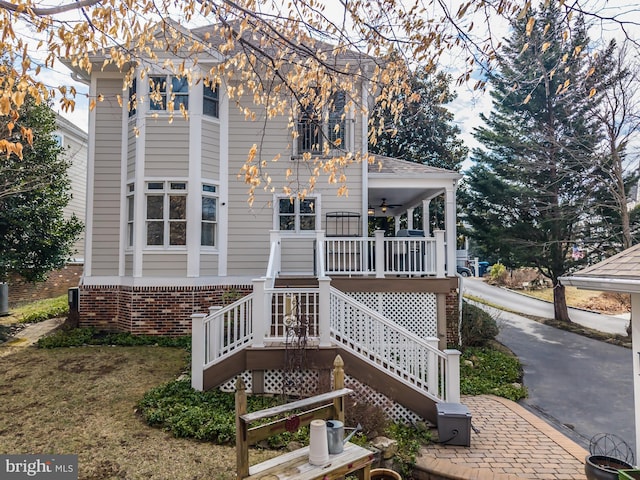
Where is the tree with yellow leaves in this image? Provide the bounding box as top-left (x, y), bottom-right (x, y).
top-left (0, 0), bottom-right (638, 197)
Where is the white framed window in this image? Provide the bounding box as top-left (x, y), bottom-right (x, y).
top-left (276, 196), bottom-right (318, 233)
top-left (149, 75), bottom-right (189, 112)
top-left (145, 181), bottom-right (187, 247)
top-left (126, 183), bottom-right (134, 247)
top-left (128, 78), bottom-right (137, 117)
top-left (203, 82), bottom-right (219, 118)
top-left (201, 184), bottom-right (218, 247)
top-left (297, 91), bottom-right (346, 154)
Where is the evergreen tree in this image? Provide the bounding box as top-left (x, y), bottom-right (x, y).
top-left (0, 96), bottom-right (83, 282)
top-left (370, 68), bottom-right (468, 171)
top-left (463, 4), bottom-right (614, 322)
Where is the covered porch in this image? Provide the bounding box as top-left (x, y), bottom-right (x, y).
top-left (365, 156), bottom-right (461, 277)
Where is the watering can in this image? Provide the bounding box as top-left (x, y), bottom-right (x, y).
top-left (326, 420), bottom-right (362, 454)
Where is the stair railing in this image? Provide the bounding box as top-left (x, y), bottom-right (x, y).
top-left (329, 286), bottom-right (460, 403)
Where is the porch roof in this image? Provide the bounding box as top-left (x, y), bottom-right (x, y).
top-left (367, 155), bottom-right (462, 214)
top-left (560, 243), bottom-right (640, 294)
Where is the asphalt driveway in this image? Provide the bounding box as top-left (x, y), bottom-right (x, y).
top-left (463, 280), bottom-right (636, 458)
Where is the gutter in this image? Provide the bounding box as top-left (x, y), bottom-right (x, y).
top-left (559, 275), bottom-right (640, 295)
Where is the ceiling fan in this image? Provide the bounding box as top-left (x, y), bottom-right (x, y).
top-left (379, 198), bottom-right (401, 213)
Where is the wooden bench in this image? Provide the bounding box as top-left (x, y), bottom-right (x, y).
top-left (235, 355), bottom-right (374, 480)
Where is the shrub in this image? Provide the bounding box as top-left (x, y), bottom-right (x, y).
top-left (37, 327), bottom-right (191, 350)
top-left (385, 423), bottom-right (432, 478)
top-left (346, 396), bottom-right (389, 439)
top-left (461, 301), bottom-right (499, 348)
top-left (460, 347), bottom-right (527, 401)
top-left (488, 262), bottom-right (507, 284)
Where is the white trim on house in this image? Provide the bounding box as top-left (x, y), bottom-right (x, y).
top-left (81, 275), bottom-right (254, 287)
top-left (133, 70), bottom-right (147, 277)
top-left (188, 79), bottom-right (204, 277)
top-left (119, 74), bottom-right (130, 277)
top-left (360, 79), bottom-right (369, 239)
top-left (218, 80), bottom-right (229, 276)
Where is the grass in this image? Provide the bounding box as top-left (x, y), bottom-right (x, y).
top-left (0, 294), bottom-right (69, 326)
top-left (0, 346), bottom-right (279, 480)
top-left (0, 297), bottom-right (523, 479)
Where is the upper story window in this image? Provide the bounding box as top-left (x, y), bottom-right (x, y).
top-left (128, 78), bottom-right (137, 117)
top-left (145, 181), bottom-right (187, 247)
top-left (149, 75), bottom-right (189, 112)
top-left (297, 91), bottom-right (346, 154)
top-left (277, 197), bottom-right (317, 233)
top-left (203, 83), bottom-right (219, 118)
top-left (201, 184), bottom-right (218, 247)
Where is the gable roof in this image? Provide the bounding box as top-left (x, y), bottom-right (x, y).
top-left (560, 243), bottom-right (640, 293)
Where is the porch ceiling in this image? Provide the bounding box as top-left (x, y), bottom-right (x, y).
top-left (367, 155), bottom-right (462, 216)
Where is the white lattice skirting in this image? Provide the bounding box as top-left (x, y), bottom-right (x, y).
top-left (219, 369), bottom-right (423, 424)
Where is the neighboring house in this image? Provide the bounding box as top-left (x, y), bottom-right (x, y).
top-left (64, 21), bottom-right (464, 423)
top-left (54, 113), bottom-right (88, 263)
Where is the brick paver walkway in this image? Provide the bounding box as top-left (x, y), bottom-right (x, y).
top-left (416, 395), bottom-right (588, 479)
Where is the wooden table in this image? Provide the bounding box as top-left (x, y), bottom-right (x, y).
top-left (246, 442), bottom-right (374, 480)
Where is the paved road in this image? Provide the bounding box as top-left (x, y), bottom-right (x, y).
top-left (463, 278), bottom-right (629, 335)
top-left (462, 279), bottom-right (636, 458)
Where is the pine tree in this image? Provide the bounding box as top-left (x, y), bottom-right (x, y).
top-left (0, 96), bottom-right (83, 282)
top-left (463, 4), bottom-right (614, 322)
top-left (370, 68), bottom-right (468, 171)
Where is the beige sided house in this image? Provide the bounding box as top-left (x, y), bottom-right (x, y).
top-left (54, 114), bottom-right (88, 263)
top-left (66, 21), bottom-right (465, 423)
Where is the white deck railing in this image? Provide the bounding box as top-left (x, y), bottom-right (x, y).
top-left (191, 294), bottom-right (254, 388)
top-left (192, 280), bottom-right (460, 404)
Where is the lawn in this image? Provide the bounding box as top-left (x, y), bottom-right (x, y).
top-left (0, 346), bottom-right (273, 480)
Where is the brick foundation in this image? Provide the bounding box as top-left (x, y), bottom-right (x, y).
top-left (79, 284), bottom-right (252, 335)
top-left (7, 264), bottom-right (84, 307)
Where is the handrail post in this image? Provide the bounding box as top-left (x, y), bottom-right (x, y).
top-left (316, 230), bottom-right (326, 277)
top-left (444, 348), bottom-right (461, 403)
top-left (235, 377), bottom-right (249, 479)
top-left (435, 229), bottom-right (446, 277)
top-left (426, 337), bottom-right (439, 395)
top-left (269, 230), bottom-right (281, 278)
top-left (374, 230), bottom-right (385, 278)
top-left (252, 278), bottom-right (266, 347)
top-left (318, 277), bottom-right (332, 346)
top-left (332, 355), bottom-right (345, 422)
top-left (191, 313), bottom-right (206, 391)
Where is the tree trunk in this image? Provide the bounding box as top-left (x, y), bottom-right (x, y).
top-left (553, 281), bottom-right (571, 322)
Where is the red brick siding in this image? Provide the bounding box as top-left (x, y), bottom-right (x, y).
top-left (79, 284), bottom-right (252, 335)
top-left (7, 264), bottom-right (83, 306)
top-left (445, 287), bottom-right (460, 347)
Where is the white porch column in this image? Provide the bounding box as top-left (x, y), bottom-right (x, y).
top-left (252, 278), bottom-right (267, 347)
top-left (632, 293), bottom-right (640, 465)
top-left (191, 313), bottom-right (206, 391)
top-left (435, 230), bottom-right (446, 278)
top-left (422, 199), bottom-right (431, 236)
top-left (445, 185), bottom-right (457, 277)
top-left (394, 215), bottom-right (401, 234)
top-left (318, 277), bottom-right (332, 346)
top-left (374, 230), bottom-right (385, 278)
top-left (407, 207), bottom-right (414, 230)
top-left (444, 348), bottom-right (461, 403)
